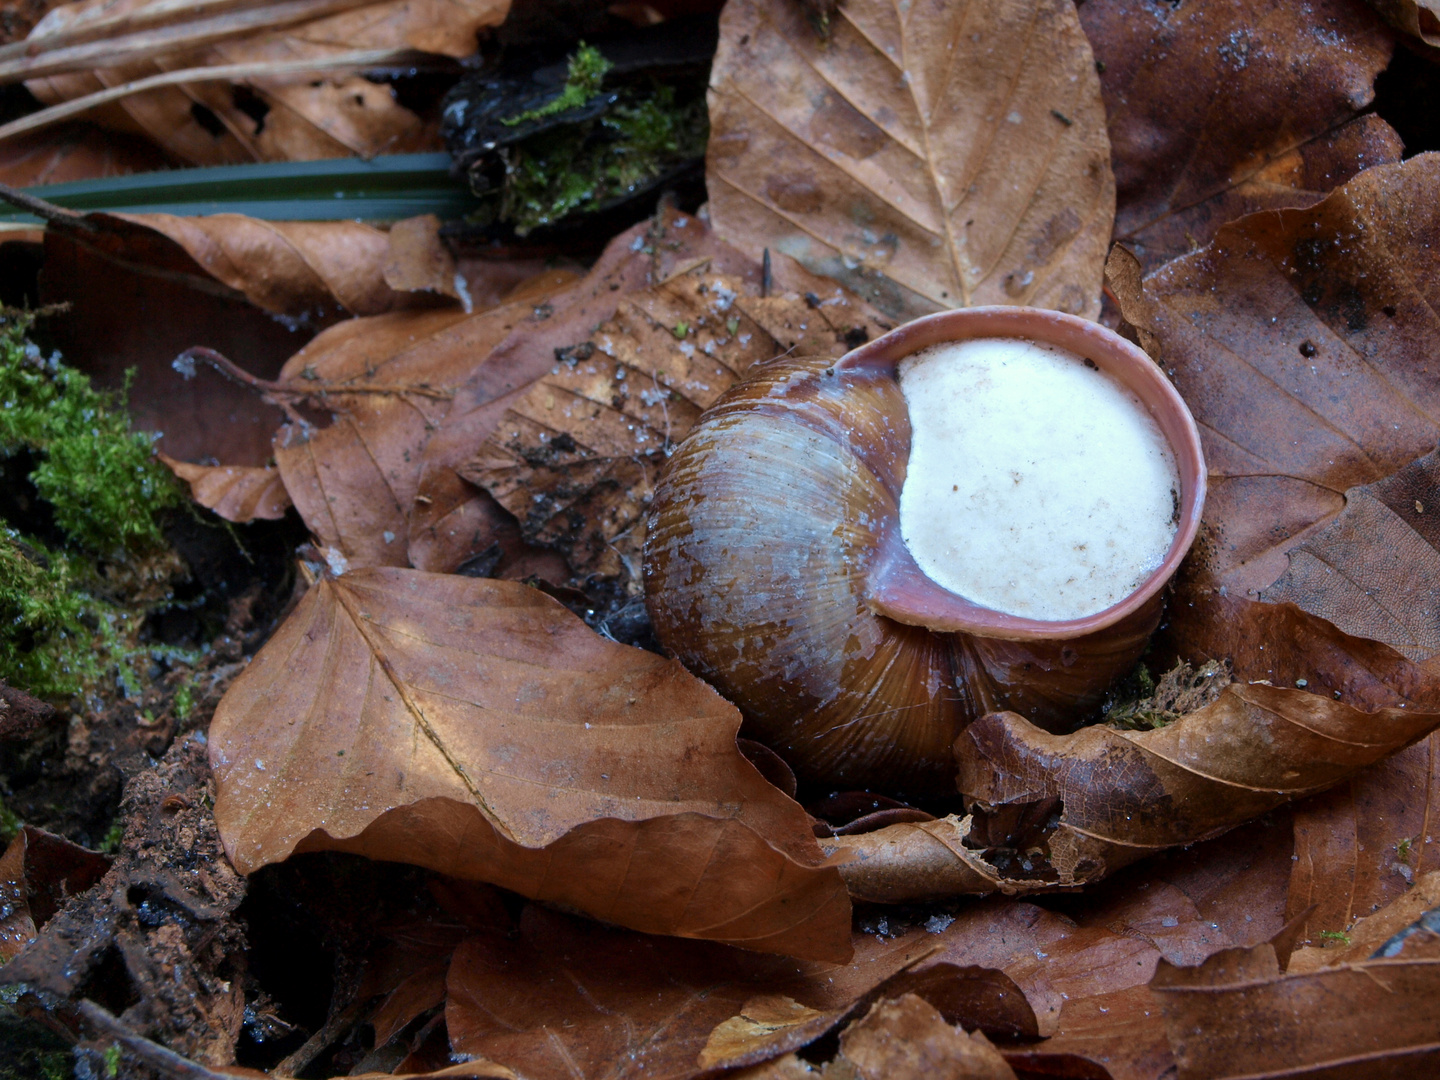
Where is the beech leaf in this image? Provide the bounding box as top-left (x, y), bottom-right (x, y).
top-left (159, 454), bottom-right (291, 523)
top-left (1082, 0), bottom-right (1397, 269)
top-left (705, 0), bottom-right (1114, 321)
top-left (957, 682), bottom-right (1440, 884)
top-left (25, 0), bottom-right (510, 166)
top-left (1151, 905), bottom-right (1440, 1080)
top-left (1284, 730), bottom-right (1440, 946)
top-left (1108, 153), bottom-right (1440, 709)
top-left (444, 903), bottom-right (935, 1080)
top-left (208, 567), bottom-right (852, 960)
top-left (461, 263), bottom-right (889, 587)
top-left (834, 994), bottom-right (1016, 1080)
top-left (406, 207), bottom-right (759, 576)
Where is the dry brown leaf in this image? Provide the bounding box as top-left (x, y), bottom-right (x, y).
top-left (957, 682), bottom-right (1440, 885)
top-left (1151, 914), bottom-right (1440, 1079)
top-left (0, 119), bottom-right (169, 186)
top-left (100, 212), bottom-right (466, 318)
top-left (1004, 985), bottom-right (1171, 1080)
top-left (1290, 869), bottom-right (1440, 972)
top-left (1284, 731), bottom-right (1440, 945)
top-left (227, 266), bottom-right (572, 568)
top-left (821, 816), bottom-right (1006, 904)
top-left (407, 207), bottom-right (761, 577)
top-left (382, 213), bottom-right (460, 303)
top-left (838, 995), bottom-right (1015, 1080)
top-left (25, 0), bottom-right (509, 165)
top-left (706, 0), bottom-right (1114, 322)
top-left (159, 454), bottom-right (291, 522)
top-left (209, 567), bottom-right (851, 960)
top-left (1107, 153), bottom-right (1440, 710)
top-left (1082, 0), bottom-right (1397, 270)
top-left (460, 264), bottom-right (889, 588)
top-left (266, 306), bottom-right (486, 568)
top-left (0, 825), bottom-right (110, 963)
top-left (1367, 0), bottom-right (1440, 48)
top-left (444, 903), bottom-right (934, 1080)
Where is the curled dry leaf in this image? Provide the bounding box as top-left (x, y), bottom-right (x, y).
top-left (25, 0), bottom-right (510, 165)
top-left (460, 263), bottom-right (889, 588)
top-left (1082, 0), bottom-right (1398, 270)
top-left (209, 567), bottom-right (851, 960)
top-left (1367, 0), bottom-right (1440, 48)
top-left (444, 903), bottom-right (934, 1080)
top-left (1107, 153), bottom-right (1440, 709)
top-left (159, 453), bottom-right (291, 523)
top-left (956, 683), bottom-right (1440, 885)
top-left (1151, 910), bottom-right (1440, 1080)
top-left (821, 816), bottom-right (1005, 904)
top-left (706, 0), bottom-right (1114, 322)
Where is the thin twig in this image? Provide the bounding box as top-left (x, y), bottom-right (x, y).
top-left (78, 999), bottom-right (293, 1080)
top-left (0, 178), bottom-right (93, 229)
top-left (180, 346), bottom-right (456, 401)
top-left (0, 48), bottom-right (418, 144)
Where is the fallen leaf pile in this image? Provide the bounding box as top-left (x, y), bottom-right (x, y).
top-left (4, 0), bottom-right (1440, 1077)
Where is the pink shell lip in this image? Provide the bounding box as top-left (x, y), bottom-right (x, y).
top-left (839, 305), bottom-right (1207, 642)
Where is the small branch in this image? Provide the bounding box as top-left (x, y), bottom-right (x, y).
top-left (0, 49), bottom-right (419, 145)
top-left (180, 346), bottom-right (455, 401)
top-left (0, 179), bottom-right (93, 229)
top-left (78, 999), bottom-right (291, 1080)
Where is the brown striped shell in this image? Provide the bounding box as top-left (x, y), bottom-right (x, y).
top-left (642, 308), bottom-right (1205, 799)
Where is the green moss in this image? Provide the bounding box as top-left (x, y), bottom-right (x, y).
top-left (1102, 658), bottom-right (1232, 731)
top-left (103, 1044), bottom-right (121, 1078)
top-left (502, 43), bottom-right (612, 127)
top-left (501, 81), bottom-right (708, 235)
top-left (0, 312), bottom-right (184, 702)
top-left (0, 797), bottom-right (21, 844)
top-left (0, 312), bottom-right (182, 557)
top-left (97, 818), bottom-right (125, 855)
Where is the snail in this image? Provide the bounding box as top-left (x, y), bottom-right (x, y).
top-left (643, 307), bottom-right (1205, 799)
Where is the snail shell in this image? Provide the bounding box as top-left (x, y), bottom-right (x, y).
top-left (643, 308), bottom-right (1205, 799)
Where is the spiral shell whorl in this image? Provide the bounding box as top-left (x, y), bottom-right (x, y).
top-left (644, 354), bottom-right (1160, 798)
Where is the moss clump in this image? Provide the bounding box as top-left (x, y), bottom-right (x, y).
top-left (501, 81), bottom-right (707, 235)
top-left (0, 311), bottom-right (184, 701)
top-left (0, 314), bottom-right (181, 556)
top-left (1102, 657), bottom-right (1233, 730)
top-left (502, 42), bottom-right (612, 127)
